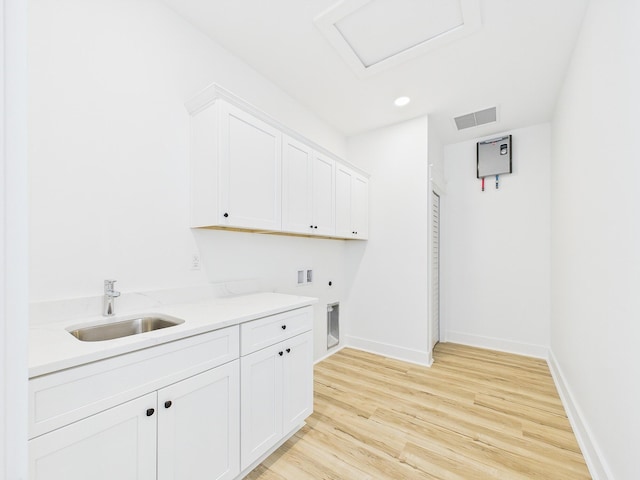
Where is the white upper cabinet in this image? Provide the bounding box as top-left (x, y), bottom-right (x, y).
top-left (335, 164), bottom-right (369, 239)
top-left (188, 85), bottom-right (367, 239)
top-left (351, 172), bottom-right (369, 239)
top-left (190, 99), bottom-right (282, 231)
top-left (282, 136), bottom-right (313, 234)
top-left (282, 135), bottom-right (335, 236)
top-left (220, 102), bottom-right (282, 230)
top-left (335, 164), bottom-right (352, 238)
top-left (311, 152), bottom-right (336, 236)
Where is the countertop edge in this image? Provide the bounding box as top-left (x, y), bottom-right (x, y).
top-left (29, 293), bottom-right (318, 378)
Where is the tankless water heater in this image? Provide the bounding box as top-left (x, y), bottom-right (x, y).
top-left (477, 135), bottom-right (512, 178)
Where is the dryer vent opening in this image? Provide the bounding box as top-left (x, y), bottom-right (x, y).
top-left (327, 303), bottom-right (340, 349)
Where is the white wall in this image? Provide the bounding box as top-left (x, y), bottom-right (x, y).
top-left (193, 229), bottom-right (347, 360)
top-left (28, 0), bottom-right (348, 360)
top-left (442, 124), bottom-right (551, 357)
top-left (2, 0), bottom-right (28, 477)
top-left (345, 116), bottom-right (431, 365)
top-left (550, 0), bottom-right (640, 478)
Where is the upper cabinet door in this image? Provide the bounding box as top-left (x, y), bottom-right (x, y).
top-left (335, 164), bottom-right (353, 238)
top-left (219, 102), bottom-right (282, 231)
top-left (311, 153), bottom-right (335, 236)
top-left (282, 136), bottom-right (313, 234)
top-left (282, 137), bottom-right (336, 237)
top-left (334, 164), bottom-right (368, 239)
top-left (351, 173), bottom-right (369, 239)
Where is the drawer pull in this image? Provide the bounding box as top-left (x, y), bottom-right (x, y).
top-left (146, 408), bottom-right (155, 417)
top-left (164, 401), bottom-right (172, 409)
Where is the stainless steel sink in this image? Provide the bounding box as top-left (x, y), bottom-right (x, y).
top-left (68, 314), bottom-right (185, 342)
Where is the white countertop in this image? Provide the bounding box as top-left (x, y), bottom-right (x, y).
top-left (29, 292), bottom-right (317, 378)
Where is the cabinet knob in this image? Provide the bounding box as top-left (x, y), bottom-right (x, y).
top-left (146, 408), bottom-right (155, 417)
top-left (223, 213), bottom-right (229, 218)
top-left (281, 325), bottom-right (287, 330)
top-left (314, 226), bottom-right (318, 229)
top-left (310, 225), bottom-right (314, 229)
top-left (278, 351), bottom-right (284, 356)
top-left (164, 401), bottom-right (172, 409)
top-left (286, 348), bottom-right (291, 353)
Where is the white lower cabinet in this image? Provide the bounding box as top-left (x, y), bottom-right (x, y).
top-left (240, 341), bottom-right (283, 469)
top-left (29, 361), bottom-right (240, 480)
top-left (29, 306), bottom-right (315, 480)
top-left (240, 330), bottom-right (313, 471)
top-left (158, 361), bottom-right (240, 480)
top-left (282, 332), bottom-right (314, 434)
top-left (29, 393), bottom-right (157, 480)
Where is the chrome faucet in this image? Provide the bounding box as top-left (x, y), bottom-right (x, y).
top-left (103, 279), bottom-right (121, 317)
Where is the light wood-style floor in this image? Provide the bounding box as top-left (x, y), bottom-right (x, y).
top-left (245, 343), bottom-right (591, 479)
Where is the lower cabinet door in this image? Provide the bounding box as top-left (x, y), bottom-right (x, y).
top-left (282, 331), bottom-right (314, 434)
top-left (29, 393), bottom-right (157, 480)
top-left (240, 344), bottom-right (283, 471)
top-left (157, 360), bottom-right (240, 480)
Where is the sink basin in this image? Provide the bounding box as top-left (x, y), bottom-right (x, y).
top-left (68, 314), bottom-right (185, 342)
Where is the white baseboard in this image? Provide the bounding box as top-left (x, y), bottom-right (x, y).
top-left (445, 330), bottom-right (549, 359)
top-left (547, 350), bottom-right (613, 480)
top-left (314, 344), bottom-right (347, 365)
top-left (236, 423), bottom-right (304, 479)
top-left (344, 335), bottom-right (432, 367)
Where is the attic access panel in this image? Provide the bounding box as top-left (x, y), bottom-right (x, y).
top-left (477, 135), bottom-right (512, 178)
top-left (315, 0), bottom-right (482, 78)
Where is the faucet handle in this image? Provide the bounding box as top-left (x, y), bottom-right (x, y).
top-left (104, 279), bottom-right (120, 295)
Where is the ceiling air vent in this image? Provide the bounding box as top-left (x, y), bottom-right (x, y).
top-left (454, 107), bottom-right (497, 130)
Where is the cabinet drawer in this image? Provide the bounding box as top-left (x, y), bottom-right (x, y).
top-left (29, 325), bottom-right (239, 439)
top-left (240, 306), bottom-right (312, 356)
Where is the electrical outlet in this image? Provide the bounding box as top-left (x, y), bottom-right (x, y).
top-left (191, 254), bottom-right (201, 271)
top-left (306, 269), bottom-right (313, 284)
top-left (297, 270), bottom-right (305, 285)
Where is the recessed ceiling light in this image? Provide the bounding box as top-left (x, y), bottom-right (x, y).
top-left (394, 96), bottom-right (411, 107)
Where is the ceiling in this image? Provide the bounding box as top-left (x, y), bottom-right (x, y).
top-left (162, 0), bottom-right (589, 144)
